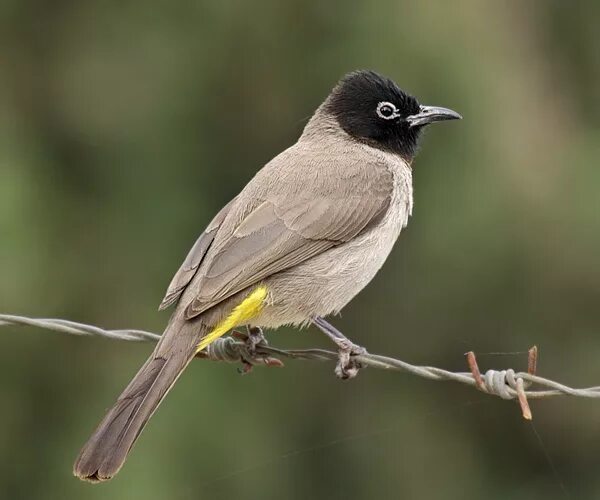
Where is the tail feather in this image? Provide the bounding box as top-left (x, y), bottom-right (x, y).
top-left (73, 320), bottom-right (204, 482)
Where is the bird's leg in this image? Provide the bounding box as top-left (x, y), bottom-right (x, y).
top-left (312, 316), bottom-right (366, 379)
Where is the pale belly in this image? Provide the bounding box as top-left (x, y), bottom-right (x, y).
top-left (252, 228), bottom-right (398, 327)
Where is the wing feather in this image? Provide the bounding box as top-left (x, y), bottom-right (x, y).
top-left (159, 198), bottom-right (236, 309)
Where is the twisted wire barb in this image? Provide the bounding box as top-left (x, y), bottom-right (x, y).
top-left (3, 313), bottom-right (600, 420)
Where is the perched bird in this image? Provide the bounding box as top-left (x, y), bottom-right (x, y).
top-left (74, 70), bottom-right (461, 482)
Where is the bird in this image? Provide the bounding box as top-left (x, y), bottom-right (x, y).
top-left (73, 69), bottom-right (461, 482)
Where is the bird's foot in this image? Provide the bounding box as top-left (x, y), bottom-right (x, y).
top-left (231, 326), bottom-right (277, 374)
top-left (312, 316), bottom-right (366, 380)
top-left (245, 326), bottom-right (267, 355)
top-left (333, 338), bottom-right (367, 380)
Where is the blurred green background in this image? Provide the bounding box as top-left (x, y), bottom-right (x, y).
top-left (1, 1), bottom-right (599, 498)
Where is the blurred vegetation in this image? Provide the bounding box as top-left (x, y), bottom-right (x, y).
top-left (1, 1), bottom-right (599, 499)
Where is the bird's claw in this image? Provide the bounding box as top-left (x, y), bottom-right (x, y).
top-left (231, 327), bottom-right (282, 375)
top-left (334, 339), bottom-right (367, 380)
top-left (245, 326), bottom-right (267, 355)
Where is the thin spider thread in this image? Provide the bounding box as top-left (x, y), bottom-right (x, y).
top-left (3, 314), bottom-right (600, 403)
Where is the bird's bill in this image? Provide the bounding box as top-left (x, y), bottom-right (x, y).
top-left (406, 105), bottom-right (462, 128)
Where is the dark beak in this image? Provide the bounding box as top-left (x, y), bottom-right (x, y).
top-left (406, 105), bottom-right (462, 128)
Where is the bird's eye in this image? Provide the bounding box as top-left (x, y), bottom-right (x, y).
top-left (376, 102), bottom-right (399, 120)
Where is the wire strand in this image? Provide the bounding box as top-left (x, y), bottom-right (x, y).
top-left (3, 313), bottom-right (600, 419)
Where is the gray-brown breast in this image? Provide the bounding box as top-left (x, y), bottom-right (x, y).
top-left (253, 144), bottom-right (413, 327)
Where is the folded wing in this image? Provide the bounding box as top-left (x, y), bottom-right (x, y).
top-left (183, 161), bottom-right (394, 319)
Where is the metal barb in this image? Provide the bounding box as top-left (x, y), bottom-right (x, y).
top-left (528, 346), bottom-right (538, 375)
top-left (465, 349), bottom-right (534, 420)
top-left (465, 351), bottom-right (486, 391)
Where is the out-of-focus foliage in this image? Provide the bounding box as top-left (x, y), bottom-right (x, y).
top-left (1, 1), bottom-right (599, 499)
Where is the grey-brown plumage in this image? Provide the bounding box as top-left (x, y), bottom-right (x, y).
top-left (73, 70), bottom-right (460, 482)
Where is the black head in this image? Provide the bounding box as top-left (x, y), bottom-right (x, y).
top-left (324, 70), bottom-right (461, 160)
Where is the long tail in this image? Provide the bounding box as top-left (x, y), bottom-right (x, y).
top-left (73, 318), bottom-right (205, 482)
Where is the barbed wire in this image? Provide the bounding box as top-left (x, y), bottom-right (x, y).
top-left (3, 313), bottom-right (600, 420)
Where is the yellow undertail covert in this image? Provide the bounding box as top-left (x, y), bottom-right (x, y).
top-left (195, 285), bottom-right (268, 353)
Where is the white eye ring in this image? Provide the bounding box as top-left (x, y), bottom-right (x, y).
top-left (376, 101), bottom-right (400, 120)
